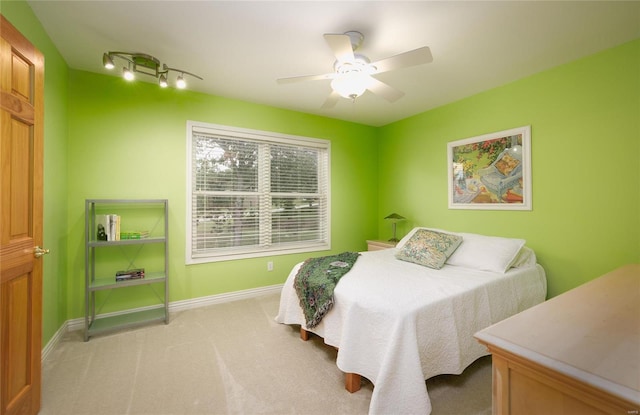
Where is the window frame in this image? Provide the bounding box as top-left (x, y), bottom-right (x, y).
top-left (186, 120), bottom-right (331, 264)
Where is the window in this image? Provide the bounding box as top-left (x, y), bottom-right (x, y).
top-left (186, 121), bottom-right (330, 263)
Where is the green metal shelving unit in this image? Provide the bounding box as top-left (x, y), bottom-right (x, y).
top-left (84, 199), bottom-right (169, 341)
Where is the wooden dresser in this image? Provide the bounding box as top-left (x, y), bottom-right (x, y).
top-left (475, 264), bottom-right (640, 415)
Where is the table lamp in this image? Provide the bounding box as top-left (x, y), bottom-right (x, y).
top-left (384, 213), bottom-right (406, 242)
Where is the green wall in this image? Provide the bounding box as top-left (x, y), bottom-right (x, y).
top-left (379, 39), bottom-right (640, 298)
top-left (66, 70), bottom-right (379, 318)
top-left (1, 2), bottom-right (70, 346)
top-left (3, 0), bottom-right (639, 348)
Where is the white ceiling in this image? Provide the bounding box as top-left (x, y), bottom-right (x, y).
top-left (28, 1), bottom-right (640, 127)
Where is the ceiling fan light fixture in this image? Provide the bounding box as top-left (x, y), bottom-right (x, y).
top-left (331, 54), bottom-right (373, 99)
top-left (334, 54), bottom-right (372, 75)
top-left (102, 51), bottom-right (202, 89)
top-left (331, 72), bottom-right (368, 100)
top-left (276, 30), bottom-right (432, 108)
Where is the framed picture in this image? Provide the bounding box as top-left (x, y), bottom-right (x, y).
top-left (447, 126), bottom-right (532, 210)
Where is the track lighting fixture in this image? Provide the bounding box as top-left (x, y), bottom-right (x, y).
top-left (102, 52), bottom-right (202, 89)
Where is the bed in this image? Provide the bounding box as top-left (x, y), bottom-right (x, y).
top-left (275, 228), bottom-right (547, 415)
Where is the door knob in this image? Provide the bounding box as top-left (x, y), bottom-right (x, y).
top-left (34, 246), bottom-right (50, 258)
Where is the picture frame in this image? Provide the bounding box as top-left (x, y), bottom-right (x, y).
top-left (447, 126), bottom-right (532, 210)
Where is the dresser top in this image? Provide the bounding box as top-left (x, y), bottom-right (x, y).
top-left (475, 264), bottom-right (640, 405)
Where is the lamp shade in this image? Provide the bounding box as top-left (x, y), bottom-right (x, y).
top-left (384, 213), bottom-right (405, 221)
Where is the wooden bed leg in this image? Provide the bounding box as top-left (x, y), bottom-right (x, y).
top-left (300, 327), bottom-right (310, 341)
top-left (345, 373), bottom-right (361, 393)
top-left (298, 327), bottom-right (360, 393)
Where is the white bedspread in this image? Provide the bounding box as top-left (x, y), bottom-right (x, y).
top-left (275, 248), bottom-right (547, 415)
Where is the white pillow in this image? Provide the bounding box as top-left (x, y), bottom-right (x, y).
top-left (446, 232), bottom-right (525, 273)
top-left (509, 246), bottom-right (537, 268)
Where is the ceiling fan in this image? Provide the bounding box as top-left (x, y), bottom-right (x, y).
top-left (277, 31), bottom-right (433, 109)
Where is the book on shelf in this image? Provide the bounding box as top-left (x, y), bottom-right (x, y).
top-left (120, 230), bottom-right (150, 239)
top-left (96, 214), bottom-right (121, 241)
top-left (115, 268), bottom-right (145, 282)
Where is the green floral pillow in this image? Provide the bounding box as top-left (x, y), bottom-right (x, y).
top-left (395, 229), bottom-right (463, 269)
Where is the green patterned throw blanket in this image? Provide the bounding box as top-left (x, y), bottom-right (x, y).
top-left (294, 252), bottom-right (360, 329)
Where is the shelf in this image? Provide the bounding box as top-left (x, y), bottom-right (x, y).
top-left (89, 272), bottom-right (167, 291)
top-left (87, 307), bottom-right (167, 337)
top-left (88, 198), bottom-right (168, 205)
top-left (88, 237), bottom-right (166, 247)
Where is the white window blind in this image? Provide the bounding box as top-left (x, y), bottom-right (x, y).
top-left (187, 121), bottom-right (330, 263)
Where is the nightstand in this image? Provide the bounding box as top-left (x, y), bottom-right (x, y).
top-left (366, 240), bottom-right (397, 251)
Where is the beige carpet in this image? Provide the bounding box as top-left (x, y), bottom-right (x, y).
top-left (40, 293), bottom-right (492, 415)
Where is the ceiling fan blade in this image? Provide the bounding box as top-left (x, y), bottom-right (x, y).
top-left (321, 90), bottom-right (341, 109)
top-left (370, 46), bottom-right (433, 74)
top-left (365, 76), bottom-right (405, 102)
top-left (324, 33), bottom-right (355, 63)
top-left (277, 73), bottom-right (334, 84)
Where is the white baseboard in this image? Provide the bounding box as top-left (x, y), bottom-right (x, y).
top-left (42, 284), bottom-right (283, 362)
top-left (41, 320), bottom-right (70, 362)
top-left (169, 283), bottom-right (282, 312)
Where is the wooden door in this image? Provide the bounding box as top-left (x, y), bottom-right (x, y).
top-left (0, 14), bottom-right (45, 415)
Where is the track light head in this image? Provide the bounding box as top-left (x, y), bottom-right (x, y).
top-left (176, 75), bottom-right (186, 89)
top-left (103, 53), bottom-right (115, 70)
top-left (159, 74), bottom-right (168, 88)
top-left (123, 66), bottom-right (134, 81)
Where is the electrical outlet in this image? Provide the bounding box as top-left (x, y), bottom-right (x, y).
top-left (267, 261), bottom-right (273, 271)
